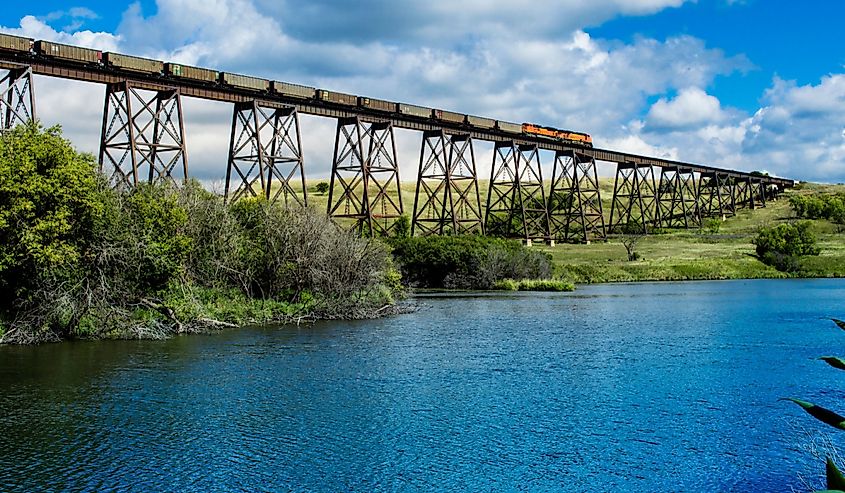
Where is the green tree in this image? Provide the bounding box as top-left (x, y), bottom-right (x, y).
top-left (0, 123), bottom-right (103, 300)
top-left (315, 182), bottom-right (329, 194)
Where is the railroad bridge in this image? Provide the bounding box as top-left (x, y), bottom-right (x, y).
top-left (0, 37), bottom-right (794, 244)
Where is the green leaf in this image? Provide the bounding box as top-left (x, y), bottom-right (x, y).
top-left (820, 357), bottom-right (845, 371)
top-left (828, 457), bottom-right (845, 490)
top-left (833, 319), bottom-right (845, 331)
top-left (783, 398), bottom-right (845, 430)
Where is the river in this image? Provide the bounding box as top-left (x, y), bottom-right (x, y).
top-left (1, 279), bottom-right (843, 492)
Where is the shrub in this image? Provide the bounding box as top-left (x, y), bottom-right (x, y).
top-left (315, 182), bottom-right (329, 194)
top-left (388, 235), bottom-right (553, 289)
top-left (494, 278), bottom-right (575, 292)
top-left (752, 221), bottom-right (820, 272)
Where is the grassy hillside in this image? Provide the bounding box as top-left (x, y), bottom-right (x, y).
top-left (295, 178), bottom-right (845, 283)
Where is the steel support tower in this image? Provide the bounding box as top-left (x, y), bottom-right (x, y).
top-left (327, 117), bottom-right (403, 235)
top-left (411, 130), bottom-right (483, 236)
top-left (656, 166), bottom-right (700, 229)
top-left (547, 150), bottom-right (605, 243)
top-left (485, 141), bottom-right (550, 241)
top-left (99, 81), bottom-right (188, 187)
top-left (224, 100), bottom-right (307, 205)
top-left (698, 172), bottom-right (736, 219)
top-left (609, 162), bottom-right (658, 233)
top-left (0, 65), bottom-right (35, 130)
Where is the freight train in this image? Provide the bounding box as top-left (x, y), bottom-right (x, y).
top-left (0, 33), bottom-right (593, 147)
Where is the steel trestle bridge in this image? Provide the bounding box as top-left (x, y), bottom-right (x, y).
top-left (0, 42), bottom-right (793, 243)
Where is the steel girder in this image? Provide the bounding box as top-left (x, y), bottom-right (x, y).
top-left (484, 141), bottom-right (550, 241)
top-left (656, 166), bottom-right (700, 229)
top-left (0, 65), bottom-right (35, 131)
top-left (547, 150), bottom-right (606, 243)
top-left (99, 81), bottom-right (188, 188)
top-left (411, 130), bottom-right (483, 236)
top-left (224, 101), bottom-right (307, 205)
top-left (609, 162), bottom-right (658, 234)
top-left (327, 117), bottom-right (403, 235)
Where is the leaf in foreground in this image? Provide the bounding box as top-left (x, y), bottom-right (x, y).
top-left (782, 398), bottom-right (845, 430)
top-left (828, 457), bottom-right (845, 491)
top-left (820, 357), bottom-right (845, 371)
top-left (833, 318), bottom-right (845, 330)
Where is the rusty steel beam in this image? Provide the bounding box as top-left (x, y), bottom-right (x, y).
top-left (0, 64), bottom-right (35, 130)
top-left (609, 162), bottom-right (659, 234)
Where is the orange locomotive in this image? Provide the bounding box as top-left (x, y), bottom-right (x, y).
top-left (522, 123), bottom-right (592, 147)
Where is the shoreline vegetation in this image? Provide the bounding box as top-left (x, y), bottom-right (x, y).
top-left (1, 123), bottom-right (842, 344)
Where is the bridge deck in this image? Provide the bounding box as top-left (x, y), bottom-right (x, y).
top-left (0, 54), bottom-right (793, 187)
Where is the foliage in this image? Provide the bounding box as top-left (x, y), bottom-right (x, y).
top-left (784, 319), bottom-right (845, 492)
top-left (0, 125), bottom-right (402, 344)
top-left (703, 218), bottom-right (723, 234)
top-left (388, 235), bottom-right (554, 289)
top-left (790, 193), bottom-right (845, 225)
top-left (392, 214), bottom-right (411, 239)
top-left (492, 278), bottom-right (574, 292)
top-left (314, 182), bottom-right (329, 194)
top-left (0, 123), bottom-right (102, 301)
top-left (753, 221), bottom-right (820, 272)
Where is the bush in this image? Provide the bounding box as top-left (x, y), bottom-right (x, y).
top-left (752, 221), bottom-right (820, 272)
top-left (388, 235), bottom-right (553, 289)
top-left (315, 182), bottom-right (329, 194)
top-left (493, 278), bottom-right (575, 292)
top-left (790, 193), bottom-right (845, 225)
top-left (0, 125), bottom-right (402, 343)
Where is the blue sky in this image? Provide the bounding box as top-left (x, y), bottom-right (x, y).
top-left (1, 0), bottom-right (844, 183)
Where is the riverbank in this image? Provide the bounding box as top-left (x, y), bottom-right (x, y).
top-left (540, 183), bottom-right (845, 284)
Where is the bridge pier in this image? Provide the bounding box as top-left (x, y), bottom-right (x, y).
top-left (411, 131), bottom-right (483, 236)
top-left (327, 117), bottom-right (402, 235)
top-left (751, 178), bottom-right (767, 208)
top-left (656, 166), bottom-right (700, 229)
top-left (547, 150), bottom-right (605, 243)
top-left (99, 81), bottom-right (188, 187)
top-left (697, 172), bottom-right (737, 219)
top-left (224, 101), bottom-right (306, 205)
top-left (0, 65), bottom-right (35, 131)
top-left (609, 162), bottom-right (658, 233)
top-left (485, 141), bottom-right (550, 241)
top-left (224, 101), bottom-right (306, 206)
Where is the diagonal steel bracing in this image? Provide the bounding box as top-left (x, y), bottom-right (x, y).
top-left (485, 141), bottom-right (549, 241)
top-left (0, 65), bottom-right (35, 131)
top-left (751, 178), bottom-right (766, 209)
top-left (411, 130), bottom-right (483, 236)
top-left (547, 150), bottom-right (606, 243)
top-left (656, 166), bottom-right (700, 229)
top-left (99, 81), bottom-right (188, 188)
top-left (327, 117), bottom-right (403, 235)
top-left (698, 172), bottom-right (736, 219)
top-left (609, 162), bottom-right (658, 233)
top-left (224, 100), bottom-right (307, 206)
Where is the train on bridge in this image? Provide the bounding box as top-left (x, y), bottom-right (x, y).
top-left (0, 33), bottom-right (592, 147)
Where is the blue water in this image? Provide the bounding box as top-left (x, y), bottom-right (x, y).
top-left (1, 279), bottom-right (844, 492)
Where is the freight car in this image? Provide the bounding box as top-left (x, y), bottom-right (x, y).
top-left (359, 96), bottom-right (394, 112)
top-left (272, 81), bottom-right (316, 99)
top-left (398, 103), bottom-right (432, 119)
top-left (316, 89), bottom-right (357, 106)
top-left (0, 33), bottom-right (33, 53)
top-left (104, 52), bottom-right (163, 74)
top-left (220, 72), bottom-right (270, 92)
top-left (522, 123), bottom-right (592, 147)
top-left (36, 40), bottom-right (101, 64)
top-left (165, 63), bottom-right (218, 83)
top-left (433, 109), bottom-right (465, 124)
top-left (467, 115), bottom-right (495, 129)
top-left (496, 120), bottom-right (522, 134)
